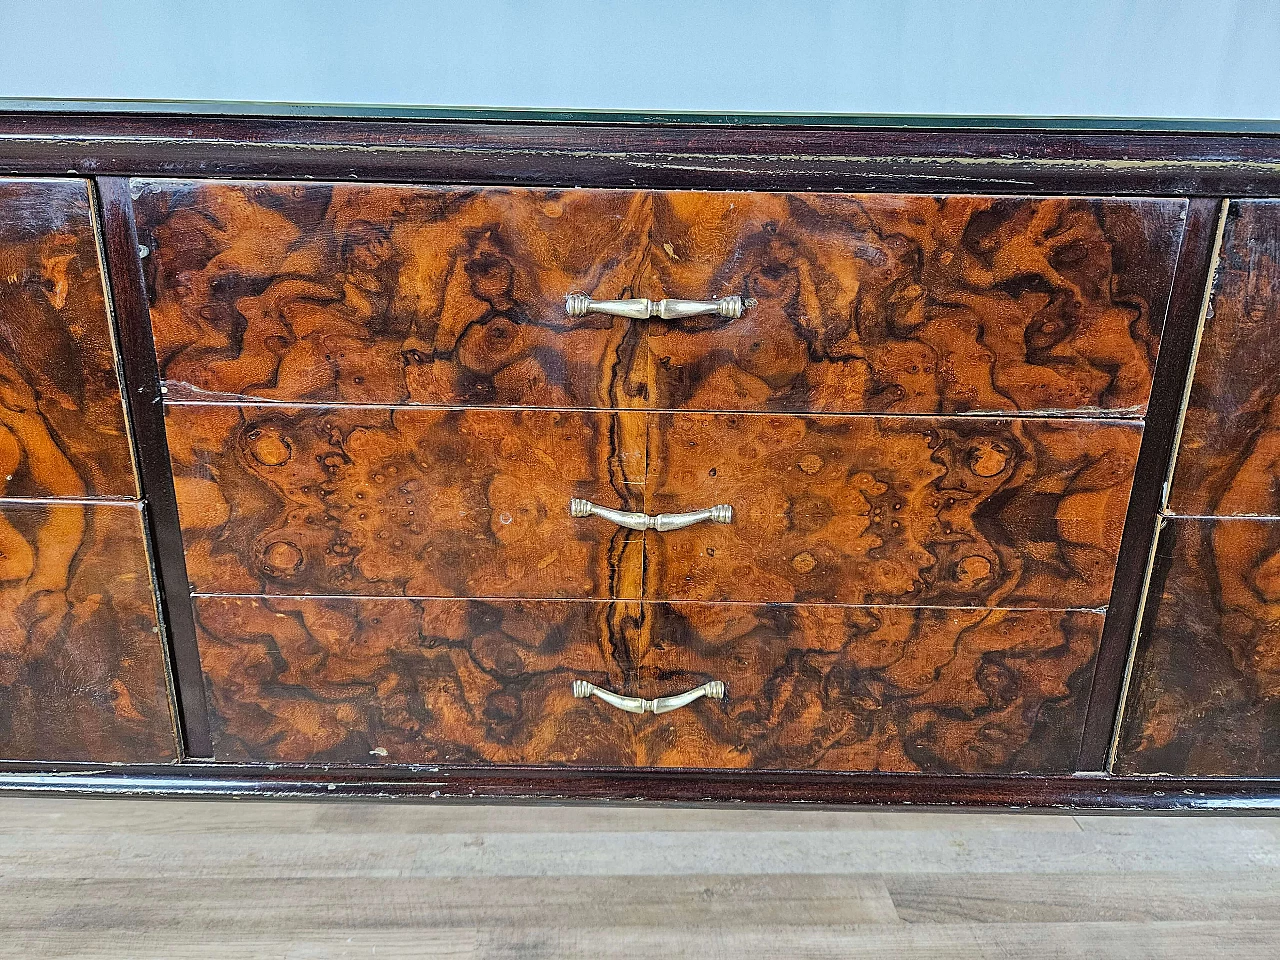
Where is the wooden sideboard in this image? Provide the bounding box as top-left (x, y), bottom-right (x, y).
top-left (0, 107), bottom-right (1278, 809)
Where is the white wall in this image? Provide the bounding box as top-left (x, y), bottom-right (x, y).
top-left (1, 0), bottom-right (1278, 119)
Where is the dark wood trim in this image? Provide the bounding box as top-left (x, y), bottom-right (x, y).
top-left (93, 177), bottom-right (213, 758)
top-left (0, 761), bottom-right (1277, 811)
top-left (3, 111), bottom-right (1280, 194)
top-left (1076, 198), bottom-right (1227, 770)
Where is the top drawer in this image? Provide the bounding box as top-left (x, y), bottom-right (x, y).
top-left (134, 181), bottom-right (1185, 416)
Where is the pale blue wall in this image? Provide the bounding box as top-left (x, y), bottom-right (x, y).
top-left (1, 0), bottom-right (1278, 118)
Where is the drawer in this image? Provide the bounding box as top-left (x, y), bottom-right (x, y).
top-left (1117, 517), bottom-right (1280, 776)
top-left (134, 180), bottom-right (1184, 416)
top-left (0, 179), bottom-right (137, 499)
top-left (166, 405), bottom-right (646, 599)
top-left (194, 596), bottom-right (1101, 773)
top-left (167, 404), bottom-right (1139, 608)
top-left (0, 502), bottom-right (176, 761)
top-left (644, 413), bottom-right (1142, 607)
top-left (1168, 199), bottom-right (1280, 516)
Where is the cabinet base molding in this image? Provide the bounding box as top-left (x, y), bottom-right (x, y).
top-left (0, 762), bottom-right (1277, 811)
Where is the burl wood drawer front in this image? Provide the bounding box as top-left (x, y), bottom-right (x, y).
top-left (166, 405), bottom-right (645, 599)
top-left (0, 502), bottom-right (176, 762)
top-left (1168, 200), bottom-right (1280, 517)
top-left (0, 179), bottom-right (137, 499)
top-left (168, 403), bottom-right (1138, 608)
top-left (195, 596), bottom-right (1100, 773)
top-left (1117, 518), bottom-right (1280, 776)
top-left (134, 179), bottom-right (1184, 416)
top-left (644, 413), bottom-right (1142, 608)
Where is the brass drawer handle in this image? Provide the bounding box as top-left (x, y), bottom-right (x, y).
top-left (572, 679), bottom-right (726, 715)
top-left (570, 498), bottom-right (732, 532)
top-left (565, 294), bottom-right (755, 320)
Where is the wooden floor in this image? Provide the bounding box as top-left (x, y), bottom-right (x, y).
top-left (1, 797), bottom-right (1278, 958)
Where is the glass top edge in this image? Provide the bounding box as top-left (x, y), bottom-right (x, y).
top-left (2, 97), bottom-right (1279, 134)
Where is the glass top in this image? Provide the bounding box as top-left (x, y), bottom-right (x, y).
top-left (3, 98), bottom-right (1280, 135)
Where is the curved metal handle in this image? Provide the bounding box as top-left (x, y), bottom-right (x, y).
top-left (572, 679), bottom-right (726, 715)
top-left (570, 498), bottom-right (732, 532)
top-left (565, 294), bottom-right (755, 321)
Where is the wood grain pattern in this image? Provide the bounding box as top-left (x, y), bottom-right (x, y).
top-left (165, 405), bottom-right (645, 599)
top-left (1169, 200), bottom-right (1280, 516)
top-left (1117, 517), bottom-right (1280, 776)
top-left (645, 413), bottom-right (1142, 608)
top-left (194, 595), bottom-right (1100, 773)
top-left (134, 181), bottom-right (1182, 416)
top-left (0, 502), bottom-right (176, 762)
top-left (167, 404), bottom-right (1139, 608)
top-left (1076, 197), bottom-right (1227, 770)
top-left (644, 193), bottom-right (1183, 416)
top-left (134, 182), bottom-right (647, 409)
top-left (0, 179), bottom-right (136, 499)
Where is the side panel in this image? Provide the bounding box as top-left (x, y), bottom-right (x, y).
top-left (0, 503), bottom-right (175, 761)
top-left (1117, 518), bottom-right (1280, 775)
top-left (0, 179), bottom-right (176, 762)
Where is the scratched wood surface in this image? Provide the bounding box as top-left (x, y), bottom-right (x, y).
top-left (166, 405), bottom-right (646, 599)
top-left (133, 181), bottom-right (1184, 416)
top-left (194, 595), bottom-right (1100, 772)
top-left (1116, 517), bottom-right (1280, 776)
top-left (0, 179), bottom-right (137, 499)
top-left (644, 413), bottom-right (1142, 608)
top-left (0, 502), bottom-right (176, 762)
top-left (1169, 200), bottom-right (1280, 517)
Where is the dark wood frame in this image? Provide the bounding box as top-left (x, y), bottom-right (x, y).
top-left (0, 761), bottom-right (1277, 812)
top-left (1075, 197), bottom-right (1224, 768)
top-left (5, 107), bottom-right (1280, 808)
top-left (95, 178), bottom-right (213, 758)
top-left (2, 109), bottom-right (1280, 194)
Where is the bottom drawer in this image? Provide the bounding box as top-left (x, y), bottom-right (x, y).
top-left (195, 596), bottom-right (1101, 774)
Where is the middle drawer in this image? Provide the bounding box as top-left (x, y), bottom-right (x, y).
top-left (167, 404), bottom-right (1140, 608)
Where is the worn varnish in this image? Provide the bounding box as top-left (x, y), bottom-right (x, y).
top-left (195, 595), bottom-right (1100, 773)
top-left (1169, 200), bottom-right (1280, 517)
top-left (0, 179), bottom-right (137, 499)
top-left (166, 405), bottom-right (645, 599)
top-left (645, 413), bottom-right (1142, 608)
top-left (1117, 518), bottom-right (1280, 776)
top-left (134, 181), bottom-right (1183, 416)
top-left (0, 502), bottom-right (176, 761)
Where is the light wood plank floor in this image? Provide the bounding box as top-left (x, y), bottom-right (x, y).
top-left (1, 797), bottom-right (1277, 958)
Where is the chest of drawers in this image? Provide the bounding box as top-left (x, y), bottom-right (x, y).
top-left (1, 107), bottom-right (1278, 808)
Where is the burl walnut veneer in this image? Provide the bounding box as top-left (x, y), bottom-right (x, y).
top-left (132, 182), bottom-right (1184, 417)
top-left (0, 178), bottom-right (176, 762)
top-left (5, 111), bottom-right (1279, 806)
top-left (196, 596), bottom-right (1100, 773)
top-left (134, 180), bottom-right (1177, 774)
top-left (1118, 200), bottom-right (1280, 777)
